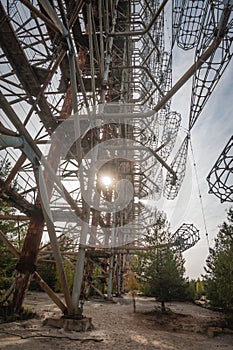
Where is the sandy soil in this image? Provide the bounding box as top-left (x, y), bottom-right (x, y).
top-left (0, 292), bottom-right (233, 350)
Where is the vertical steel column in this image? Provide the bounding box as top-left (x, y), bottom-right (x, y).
top-left (107, 211), bottom-right (116, 299)
top-left (72, 241), bottom-right (87, 314)
top-left (39, 167), bottom-right (74, 314)
top-left (117, 254), bottom-right (122, 295)
top-left (103, 0), bottom-right (120, 85)
top-left (121, 253), bottom-right (126, 293)
top-left (68, 42), bottom-right (79, 114)
top-left (12, 209), bottom-right (45, 313)
top-left (107, 252), bottom-right (115, 299)
top-left (0, 229), bottom-right (67, 313)
top-left (39, 0), bottom-right (79, 114)
top-left (87, 2), bottom-right (96, 106)
top-left (72, 145), bottom-right (99, 313)
top-left (98, 0), bottom-right (105, 102)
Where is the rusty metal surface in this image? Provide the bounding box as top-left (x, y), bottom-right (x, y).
top-left (0, 0), bottom-right (232, 315)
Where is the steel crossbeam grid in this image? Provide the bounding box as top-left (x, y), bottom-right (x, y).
top-left (0, 0), bottom-right (231, 316)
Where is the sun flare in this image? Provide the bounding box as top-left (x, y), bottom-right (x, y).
top-left (101, 175), bottom-right (113, 187)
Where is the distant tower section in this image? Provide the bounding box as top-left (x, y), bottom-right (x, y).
top-left (207, 135), bottom-right (233, 203)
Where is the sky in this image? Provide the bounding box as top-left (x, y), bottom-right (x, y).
top-left (1, 1), bottom-right (232, 281)
top-left (162, 45), bottom-right (233, 279)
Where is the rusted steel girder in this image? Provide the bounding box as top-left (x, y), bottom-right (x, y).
top-left (0, 177), bottom-right (36, 217)
top-left (0, 229), bottom-right (67, 313)
top-left (0, 2), bottom-right (57, 133)
top-left (15, 209), bottom-right (43, 275)
top-left (0, 214), bottom-right (29, 221)
top-left (12, 207), bottom-right (45, 313)
top-left (3, 154), bottom-right (27, 189)
top-left (0, 120), bottom-right (76, 313)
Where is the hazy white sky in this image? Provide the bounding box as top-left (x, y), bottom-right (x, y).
top-left (163, 46), bottom-right (233, 279)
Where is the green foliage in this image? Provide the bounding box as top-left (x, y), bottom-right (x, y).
top-left (0, 204), bottom-right (18, 296)
top-left (135, 212), bottom-right (187, 308)
top-left (195, 278), bottom-right (205, 298)
top-left (203, 208), bottom-right (233, 311)
top-left (0, 302), bottom-right (36, 322)
top-left (30, 258), bottom-right (74, 293)
top-left (185, 279), bottom-right (196, 301)
top-left (91, 264), bottom-right (106, 295)
top-left (30, 260), bottom-right (57, 291)
top-left (0, 160), bottom-right (27, 298)
top-left (55, 260), bottom-right (74, 292)
top-left (185, 278), bottom-right (206, 301)
top-left (0, 160), bottom-right (76, 297)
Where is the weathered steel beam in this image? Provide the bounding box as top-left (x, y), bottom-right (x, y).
top-left (3, 154), bottom-right (27, 189)
top-left (0, 2), bottom-right (57, 132)
top-left (14, 210), bottom-right (44, 273)
top-left (0, 229), bottom-right (67, 313)
top-left (0, 214), bottom-right (29, 221)
top-left (113, 65), bottom-right (165, 97)
top-left (89, 282), bottom-right (106, 299)
top-left (152, 5), bottom-right (231, 114)
top-left (0, 92), bottom-right (84, 221)
top-left (68, 0), bottom-right (84, 29)
top-left (33, 272), bottom-right (67, 313)
top-left (11, 207), bottom-right (45, 313)
top-left (38, 0), bottom-right (68, 35)
top-left (0, 177), bottom-right (36, 217)
top-left (39, 166), bottom-right (74, 314)
top-left (0, 92), bottom-right (77, 312)
top-left (0, 122), bottom-right (17, 136)
top-left (152, 39), bottom-right (222, 114)
top-left (19, 0), bottom-right (60, 33)
top-left (108, 0), bottom-right (169, 37)
top-left (0, 229), bottom-right (20, 257)
top-left (0, 134), bottom-right (24, 149)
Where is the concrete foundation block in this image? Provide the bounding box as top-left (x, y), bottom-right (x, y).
top-left (43, 316), bottom-right (93, 332)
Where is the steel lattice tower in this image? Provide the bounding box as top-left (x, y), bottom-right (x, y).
top-left (0, 0), bottom-right (232, 319)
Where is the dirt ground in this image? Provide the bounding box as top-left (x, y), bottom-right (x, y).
top-left (0, 292), bottom-right (233, 350)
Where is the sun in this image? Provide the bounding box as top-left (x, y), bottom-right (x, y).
top-left (101, 175), bottom-right (113, 187)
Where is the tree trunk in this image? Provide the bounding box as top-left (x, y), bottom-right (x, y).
top-left (132, 295), bottom-right (136, 313)
top-left (161, 300), bottom-right (166, 312)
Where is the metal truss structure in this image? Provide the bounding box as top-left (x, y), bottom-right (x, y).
top-left (207, 135), bottom-right (233, 203)
top-left (169, 223), bottom-right (200, 253)
top-left (0, 0), bottom-right (232, 318)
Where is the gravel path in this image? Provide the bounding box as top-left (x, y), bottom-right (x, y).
top-left (0, 293), bottom-right (232, 350)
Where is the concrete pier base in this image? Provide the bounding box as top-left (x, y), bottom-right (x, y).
top-left (43, 316), bottom-right (93, 332)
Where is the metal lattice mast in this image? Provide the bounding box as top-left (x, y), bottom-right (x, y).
top-left (0, 0), bottom-right (232, 319)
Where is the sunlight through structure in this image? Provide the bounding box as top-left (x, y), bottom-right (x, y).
top-left (0, 0), bottom-right (232, 319)
top-left (101, 175), bottom-right (113, 187)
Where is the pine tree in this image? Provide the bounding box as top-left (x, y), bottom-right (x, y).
top-left (135, 211), bottom-right (186, 311)
top-left (0, 160), bottom-right (26, 298)
top-left (204, 208), bottom-right (233, 310)
top-left (0, 161), bottom-right (18, 297)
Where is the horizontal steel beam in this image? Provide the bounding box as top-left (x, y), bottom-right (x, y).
top-left (108, 0), bottom-right (169, 37)
top-left (0, 135), bottom-right (23, 149)
top-left (0, 214), bottom-right (30, 221)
